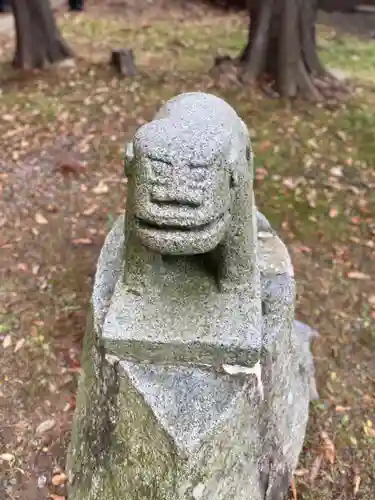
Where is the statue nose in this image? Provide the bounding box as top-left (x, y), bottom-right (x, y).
top-left (149, 161), bottom-right (205, 207)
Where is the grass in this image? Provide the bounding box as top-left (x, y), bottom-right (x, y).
top-left (0, 7), bottom-right (375, 500)
top-left (60, 12), bottom-right (246, 68)
top-left (319, 25), bottom-right (375, 82)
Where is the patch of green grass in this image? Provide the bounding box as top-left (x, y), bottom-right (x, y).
top-left (319, 28), bottom-right (375, 81)
top-left (0, 318), bottom-right (13, 334)
top-left (59, 14), bottom-right (375, 81)
top-left (340, 105), bottom-right (375, 163)
top-left (60, 14), bottom-right (246, 69)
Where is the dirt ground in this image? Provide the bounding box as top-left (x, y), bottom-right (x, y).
top-left (0, 2), bottom-right (374, 500)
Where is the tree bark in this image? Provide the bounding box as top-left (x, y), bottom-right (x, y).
top-left (239, 0), bottom-right (330, 99)
top-left (12, 0), bottom-right (73, 69)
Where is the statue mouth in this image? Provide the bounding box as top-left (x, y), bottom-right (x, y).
top-left (135, 214), bottom-right (225, 233)
top-left (135, 212), bottom-right (227, 234)
top-left (134, 211), bottom-right (230, 254)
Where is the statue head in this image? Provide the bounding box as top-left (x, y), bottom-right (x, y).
top-left (125, 95), bottom-right (251, 256)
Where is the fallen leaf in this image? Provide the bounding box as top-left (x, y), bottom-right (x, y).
top-left (294, 246), bottom-right (312, 254)
top-left (17, 263), bottom-right (28, 272)
top-left (363, 420), bottom-right (375, 438)
top-left (3, 335), bottom-right (12, 348)
top-left (259, 140), bottom-right (272, 152)
top-left (349, 236), bottom-right (360, 244)
top-left (55, 155), bottom-right (86, 177)
top-left (307, 138), bottom-right (318, 149)
top-left (72, 238), bottom-right (93, 245)
top-left (353, 466), bottom-right (361, 496)
top-left (363, 394), bottom-right (374, 403)
top-left (336, 130), bottom-right (347, 141)
top-left (329, 207), bottom-right (338, 218)
top-left (368, 295), bottom-right (375, 308)
top-left (92, 181), bottom-right (109, 195)
top-left (52, 466), bottom-right (63, 475)
top-left (0, 453), bottom-right (15, 462)
top-left (365, 427), bottom-right (375, 438)
top-left (310, 454), bottom-right (323, 483)
top-left (350, 435), bottom-right (358, 446)
top-left (52, 472), bottom-right (68, 486)
top-left (335, 405), bottom-right (352, 413)
top-left (49, 495), bottom-right (66, 500)
top-left (283, 177), bottom-right (299, 189)
top-left (306, 187), bottom-right (317, 208)
top-left (82, 204), bottom-right (98, 216)
top-left (64, 395), bottom-right (76, 412)
top-left (36, 419), bottom-right (56, 436)
top-left (330, 166), bottom-right (343, 177)
top-left (46, 204), bottom-right (58, 213)
top-left (37, 475), bottom-right (47, 489)
top-left (30, 325), bottom-right (38, 337)
top-left (320, 431), bottom-right (336, 464)
top-left (353, 475), bottom-right (361, 496)
top-left (294, 468), bottom-right (309, 477)
top-left (255, 167), bottom-right (268, 180)
top-left (347, 271), bottom-right (370, 280)
top-left (290, 477), bottom-right (297, 500)
top-left (14, 338), bottom-right (25, 353)
top-left (35, 212), bottom-right (48, 225)
top-left (32, 264), bottom-right (40, 276)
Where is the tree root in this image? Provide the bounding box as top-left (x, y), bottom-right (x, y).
top-left (212, 54), bottom-right (349, 102)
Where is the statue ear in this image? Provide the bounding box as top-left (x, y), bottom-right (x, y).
top-left (124, 142), bottom-right (134, 176)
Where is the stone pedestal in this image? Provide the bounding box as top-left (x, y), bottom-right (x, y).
top-left (68, 215), bottom-right (316, 500)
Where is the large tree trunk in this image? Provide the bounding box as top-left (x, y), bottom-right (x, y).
top-left (238, 0), bottom-right (334, 99)
top-left (12, 0), bottom-right (73, 69)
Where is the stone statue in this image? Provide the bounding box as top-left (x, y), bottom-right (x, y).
top-left (105, 92), bottom-right (261, 371)
top-left (68, 92), bottom-right (316, 500)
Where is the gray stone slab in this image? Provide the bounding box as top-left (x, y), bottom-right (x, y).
top-left (103, 277), bottom-right (261, 369)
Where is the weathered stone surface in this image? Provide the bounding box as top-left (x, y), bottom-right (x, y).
top-left (68, 93), bottom-right (316, 500)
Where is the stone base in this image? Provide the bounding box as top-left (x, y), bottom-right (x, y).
top-left (68, 215), bottom-right (315, 500)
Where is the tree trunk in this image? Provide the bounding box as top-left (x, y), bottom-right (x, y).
top-left (239, 0), bottom-right (329, 99)
top-left (12, 0), bottom-right (73, 69)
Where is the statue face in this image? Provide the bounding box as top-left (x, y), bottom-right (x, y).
top-left (130, 153), bottom-right (232, 255)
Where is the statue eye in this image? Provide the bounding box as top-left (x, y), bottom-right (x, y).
top-left (246, 146), bottom-right (251, 162)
